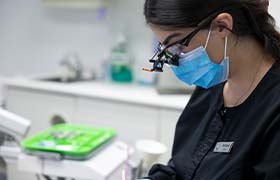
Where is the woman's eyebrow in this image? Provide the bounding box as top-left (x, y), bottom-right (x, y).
top-left (162, 33), bottom-right (182, 45)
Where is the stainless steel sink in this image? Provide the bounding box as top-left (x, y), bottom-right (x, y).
top-left (40, 52), bottom-right (95, 83)
top-left (40, 77), bottom-right (95, 83)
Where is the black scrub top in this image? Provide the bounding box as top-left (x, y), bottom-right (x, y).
top-left (148, 61), bottom-right (280, 180)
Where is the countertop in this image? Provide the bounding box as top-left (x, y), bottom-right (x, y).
top-left (3, 78), bottom-right (191, 110)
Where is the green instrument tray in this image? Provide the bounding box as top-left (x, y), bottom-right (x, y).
top-left (21, 124), bottom-right (117, 159)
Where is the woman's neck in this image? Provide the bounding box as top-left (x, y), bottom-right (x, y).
top-left (223, 37), bottom-right (275, 107)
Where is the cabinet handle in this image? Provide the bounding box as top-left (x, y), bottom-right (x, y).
top-left (50, 115), bottom-right (66, 126)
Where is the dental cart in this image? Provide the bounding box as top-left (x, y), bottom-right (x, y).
top-left (1, 124), bottom-right (133, 180)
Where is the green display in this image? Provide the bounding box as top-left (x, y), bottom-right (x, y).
top-left (21, 124), bottom-right (117, 159)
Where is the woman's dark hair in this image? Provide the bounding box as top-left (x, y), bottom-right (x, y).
top-left (144, 0), bottom-right (280, 61)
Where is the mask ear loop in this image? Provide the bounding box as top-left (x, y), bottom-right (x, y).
top-left (224, 36), bottom-right (230, 78)
top-left (204, 25), bottom-right (213, 50)
top-left (204, 24), bottom-right (229, 63)
top-left (224, 36), bottom-right (228, 59)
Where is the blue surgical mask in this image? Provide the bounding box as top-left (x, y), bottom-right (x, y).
top-left (171, 29), bottom-right (229, 89)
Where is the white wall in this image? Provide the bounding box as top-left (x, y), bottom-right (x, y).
top-left (0, 0), bottom-right (153, 78)
top-left (0, 0), bottom-right (279, 78)
top-left (269, 0), bottom-right (280, 27)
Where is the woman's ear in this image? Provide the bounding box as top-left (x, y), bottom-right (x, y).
top-left (213, 13), bottom-right (233, 38)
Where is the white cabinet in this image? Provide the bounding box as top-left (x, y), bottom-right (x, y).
top-left (5, 87), bottom-right (76, 137)
top-left (4, 83), bottom-right (185, 179)
top-left (74, 98), bottom-right (183, 164)
top-left (74, 97), bottom-right (160, 145)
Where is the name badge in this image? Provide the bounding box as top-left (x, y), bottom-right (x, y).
top-left (213, 142), bottom-right (234, 153)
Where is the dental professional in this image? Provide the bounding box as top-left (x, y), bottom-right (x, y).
top-left (142, 0), bottom-right (280, 180)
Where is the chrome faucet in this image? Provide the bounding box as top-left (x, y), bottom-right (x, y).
top-left (59, 52), bottom-right (83, 81)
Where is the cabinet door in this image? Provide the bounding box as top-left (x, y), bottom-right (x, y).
top-left (5, 88), bottom-right (76, 136)
top-left (158, 109), bottom-right (182, 163)
top-left (75, 97), bottom-right (160, 145)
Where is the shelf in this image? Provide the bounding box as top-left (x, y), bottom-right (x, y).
top-left (42, 0), bottom-right (109, 9)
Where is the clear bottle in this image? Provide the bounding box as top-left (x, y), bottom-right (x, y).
top-left (109, 34), bottom-right (133, 83)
